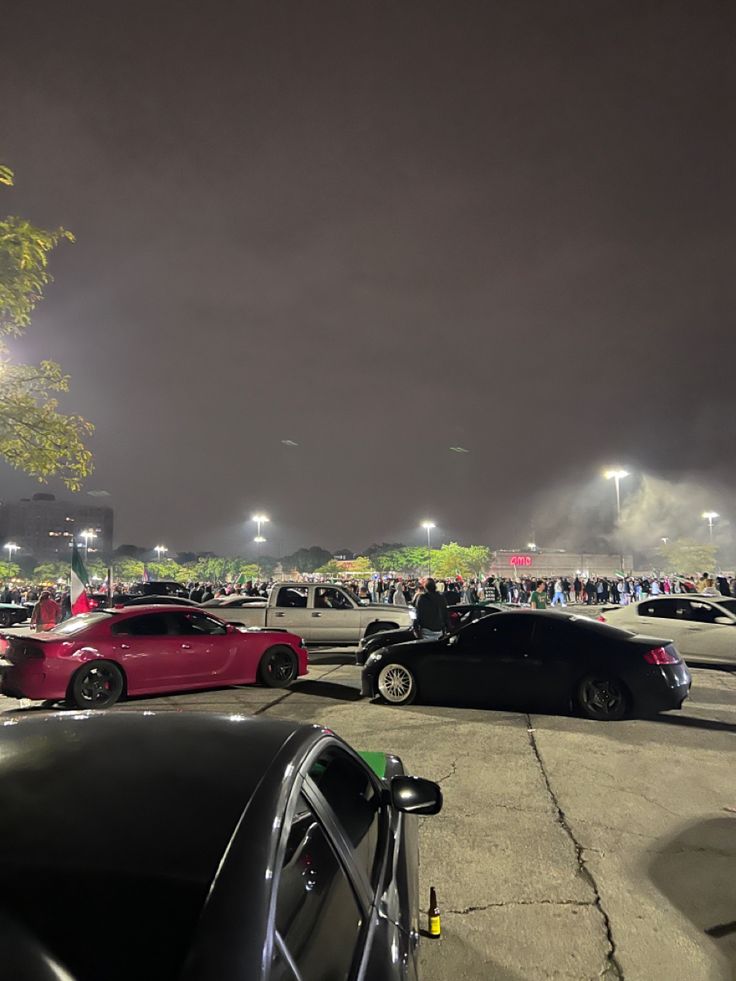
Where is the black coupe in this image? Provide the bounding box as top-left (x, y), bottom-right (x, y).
top-left (361, 610), bottom-right (692, 720)
top-left (0, 712), bottom-right (442, 981)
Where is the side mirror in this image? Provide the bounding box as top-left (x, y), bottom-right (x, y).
top-left (390, 775), bottom-right (443, 816)
top-left (448, 634), bottom-right (459, 646)
top-left (714, 616), bottom-right (734, 626)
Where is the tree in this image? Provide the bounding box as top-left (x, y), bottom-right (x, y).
top-left (281, 546), bottom-right (333, 574)
top-left (0, 560), bottom-right (22, 580)
top-left (659, 540), bottom-right (718, 575)
top-left (349, 556), bottom-right (374, 576)
top-left (0, 167), bottom-right (93, 488)
top-left (112, 558), bottom-right (144, 582)
top-left (315, 560), bottom-right (344, 577)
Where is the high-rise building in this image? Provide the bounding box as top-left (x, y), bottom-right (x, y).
top-left (0, 494), bottom-right (114, 563)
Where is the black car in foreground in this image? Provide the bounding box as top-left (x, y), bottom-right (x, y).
top-left (356, 603), bottom-right (504, 665)
top-left (362, 610), bottom-right (692, 720)
top-left (0, 712), bottom-right (442, 981)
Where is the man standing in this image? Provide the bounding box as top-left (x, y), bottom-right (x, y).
top-left (30, 591), bottom-right (61, 632)
top-left (530, 580), bottom-right (548, 609)
top-left (551, 578), bottom-right (566, 606)
top-left (415, 578), bottom-right (450, 640)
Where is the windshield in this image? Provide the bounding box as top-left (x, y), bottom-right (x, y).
top-left (716, 598), bottom-right (736, 616)
top-left (51, 612), bottom-right (110, 636)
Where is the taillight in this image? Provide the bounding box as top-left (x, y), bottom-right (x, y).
top-left (643, 646), bottom-right (679, 665)
top-left (596, 615), bottom-right (606, 622)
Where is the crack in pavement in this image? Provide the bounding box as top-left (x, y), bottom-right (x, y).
top-left (436, 759), bottom-right (458, 785)
top-left (525, 715), bottom-right (624, 981)
top-left (448, 899), bottom-right (595, 914)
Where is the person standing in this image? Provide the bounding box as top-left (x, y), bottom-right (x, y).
top-left (530, 580), bottom-right (548, 609)
top-left (30, 591), bottom-right (61, 632)
top-left (551, 578), bottom-right (566, 606)
top-left (414, 578), bottom-right (450, 640)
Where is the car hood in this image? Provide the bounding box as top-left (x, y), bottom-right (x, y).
top-left (367, 638), bottom-right (441, 659)
top-left (365, 603), bottom-right (413, 615)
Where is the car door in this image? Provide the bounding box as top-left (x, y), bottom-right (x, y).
top-left (109, 612), bottom-right (183, 689)
top-left (270, 586), bottom-right (313, 640)
top-left (311, 587), bottom-right (361, 644)
top-left (629, 598), bottom-right (689, 648)
top-left (425, 614), bottom-right (537, 706)
top-left (672, 599), bottom-right (736, 665)
top-left (165, 611), bottom-right (235, 685)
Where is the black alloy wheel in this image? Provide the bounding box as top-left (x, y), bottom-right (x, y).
top-left (69, 662), bottom-right (125, 710)
top-left (576, 674), bottom-right (629, 721)
top-left (258, 646), bottom-right (298, 688)
top-left (0, 611), bottom-right (11, 627)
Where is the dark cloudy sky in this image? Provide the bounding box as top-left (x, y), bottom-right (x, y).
top-left (1, 1), bottom-right (734, 556)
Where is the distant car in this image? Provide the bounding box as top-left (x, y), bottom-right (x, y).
top-left (0, 604), bottom-right (30, 628)
top-left (128, 580), bottom-right (188, 598)
top-left (0, 712), bottom-right (442, 981)
top-left (599, 594), bottom-right (736, 666)
top-left (356, 603), bottom-right (505, 665)
top-left (117, 594), bottom-right (201, 607)
top-left (0, 606), bottom-right (308, 709)
top-left (361, 610), bottom-right (692, 720)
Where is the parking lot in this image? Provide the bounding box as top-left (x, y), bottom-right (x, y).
top-left (2, 651), bottom-right (734, 981)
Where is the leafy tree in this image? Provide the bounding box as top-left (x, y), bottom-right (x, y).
top-left (0, 167), bottom-right (93, 488)
top-left (281, 546), bottom-right (332, 574)
top-left (113, 558), bottom-right (144, 582)
top-left (315, 560), bottom-right (344, 577)
top-left (0, 560), bottom-right (22, 580)
top-left (430, 543), bottom-right (490, 579)
top-left (349, 556), bottom-right (374, 575)
top-left (659, 540), bottom-right (718, 575)
top-left (147, 559), bottom-right (190, 582)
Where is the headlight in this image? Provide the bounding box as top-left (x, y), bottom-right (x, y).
top-left (408, 608), bottom-right (417, 620)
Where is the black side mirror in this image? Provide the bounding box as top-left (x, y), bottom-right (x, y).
top-left (390, 775), bottom-right (443, 816)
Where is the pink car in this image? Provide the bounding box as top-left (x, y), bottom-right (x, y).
top-left (0, 606), bottom-right (308, 709)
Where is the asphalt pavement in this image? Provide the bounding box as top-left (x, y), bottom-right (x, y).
top-left (0, 649), bottom-right (733, 981)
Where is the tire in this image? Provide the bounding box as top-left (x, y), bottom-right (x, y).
top-left (0, 611), bottom-right (10, 627)
top-left (377, 662), bottom-right (417, 705)
top-left (258, 646), bottom-right (298, 688)
top-left (576, 673), bottom-right (629, 721)
top-left (68, 661), bottom-right (125, 710)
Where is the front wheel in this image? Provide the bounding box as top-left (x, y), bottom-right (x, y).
top-left (576, 674), bottom-right (629, 721)
top-left (68, 661), bottom-right (124, 710)
top-left (258, 646), bottom-right (298, 688)
top-left (377, 663), bottom-right (417, 705)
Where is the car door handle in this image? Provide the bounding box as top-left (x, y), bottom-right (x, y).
top-left (274, 612), bottom-right (286, 617)
top-left (312, 612), bottom-right (322, 617)
top-left (181, 643), bottom-right (192, 650)
top-left (119, 643), bottom-right (130, 650)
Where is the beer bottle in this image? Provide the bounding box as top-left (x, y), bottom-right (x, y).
top-left (428, 886), bottom-right (441, 938)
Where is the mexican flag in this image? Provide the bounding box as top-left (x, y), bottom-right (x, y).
top-left (71, 543), bottom-right (91, 615)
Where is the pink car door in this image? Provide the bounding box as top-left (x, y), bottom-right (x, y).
top-left (165, 611), bottom-right (236, 686)
top-left (109, 612), bottom-right (187, 689)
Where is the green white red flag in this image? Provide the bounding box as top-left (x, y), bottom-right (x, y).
top-left (71, 542), bottom-right (91, 615)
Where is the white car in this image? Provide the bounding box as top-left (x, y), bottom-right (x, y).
top-left (600, 594), bottom-right (736, 666)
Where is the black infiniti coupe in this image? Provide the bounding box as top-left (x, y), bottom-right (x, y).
top-left (0, 712), bottom-right (442, 981)
top-left (362, 610), bottom-right (692, 720)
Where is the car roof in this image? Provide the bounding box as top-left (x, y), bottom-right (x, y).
top-left (0, 713), bottom-right (320, 884)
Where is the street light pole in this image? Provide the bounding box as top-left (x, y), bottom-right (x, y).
top-left (702, 511), bottom-right (719, 544)
top-left (4, 542), bottom-right (18, 563)
top-left (154, 544), bottom-right (168, 562)
top-left (252, 514), bottom-right (269, 576)
top-left (604, 469), bottom-right (629, 573)
top-left (81, 530), bottom-right (96, 562)
top-left (421, 521), bottom-right (435, 577)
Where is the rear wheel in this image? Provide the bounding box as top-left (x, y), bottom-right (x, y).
top-left (258, 646), bottom-right (298, 688)
top-left (377, 663), bottom-right (417, 705)
top-left (68, 662), bottom-right (124, 710)
top-left (0, 611), bottom-right (11, 627)
top-left (576, 674), bottom-right (629, 721)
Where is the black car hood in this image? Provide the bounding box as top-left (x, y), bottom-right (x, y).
top-left (371, 638), bottom-right (443, 658)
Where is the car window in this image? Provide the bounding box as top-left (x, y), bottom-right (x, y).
top-left (459, 613), bottom-right (533, 650)
top-left (274, 793), bottom-right (362, 981)
top-left (51, 612), bottom-right (111, 636)
top-left (717, 599), bottom-right (736, 616)
top-left (638, 599), bottom-right (681, 618)
top-left (309, 747), bottom-right (382, 887)
top-left (315, 588), bottom-right (353, 610)
top-left (168, 612), bottom-right (227, 636)
top-left (276, 588), bottom-right (308, 608)
top-left (111, 613), bottom-right (169, 636)
top-left (685, 600), bottom-right (721, 625)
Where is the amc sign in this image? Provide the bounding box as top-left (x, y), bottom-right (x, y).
top-left (509, 555), bottom-right (533, 567)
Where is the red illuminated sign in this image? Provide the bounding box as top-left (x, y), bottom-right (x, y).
top-left (509, 555), bottom-right (533, 567)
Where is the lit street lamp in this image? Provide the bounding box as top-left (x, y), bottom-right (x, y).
top-left (4, 542), bottom-right (19, 563)
top-left (421, 521), bottom-right (436, 577)
top-left (603, 469), bottom-right (630, 520)
top-left (154, 544), bottom-right (168, 562)
top-left (252, 514), bottom-right (269, 544)
top-left (80, 529), bottom-right (96, 561)
top-left (702, 511), bottom-right (719, 544)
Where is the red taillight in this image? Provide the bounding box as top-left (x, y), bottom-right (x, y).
top-left (643, 646), bottom-right (679, 665)
top-left (0, 638), bottom-right (7, 653)
top-left (596, 615), bottom-right (606, 622)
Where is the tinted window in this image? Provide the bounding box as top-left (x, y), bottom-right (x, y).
top-left (276, 588), bottom-right (308, 608)
top-left (111, 614), bottom-right (169, 636)
top-left (168, 612), bottom-right (227, 636)
top-left (638, 599), bottom-right (681, 619)
top-left (685, 600), bottom-right (721, 625)
top-left (717, 599), bottom-right (736, 616)
top-left (309, 747), bottom-right (381, 886)
top-left (460, 613), bottom-right (533, 650)
top-left (275, 794), bottom-right (362, 981)
top-left (51, 612), bottom-right (110, 636)
top-left (315, 588), bottom-right (352, 610)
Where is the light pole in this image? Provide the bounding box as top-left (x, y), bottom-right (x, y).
top-left (252, 514), bottom-right (269, 576)
top-left (80, 529), bottom-right (96, 561)
top-left (154, 544), bottom-right (168, 562)
top-left (4, 542), bottom-right (19, 563)
top-left (702, 511), bottom-right (719, 544)
top-left (604, 469), bottom-right (629, 521)
top-left (421, 521), bottom-right (435, 577)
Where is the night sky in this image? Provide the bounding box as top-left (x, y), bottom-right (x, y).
top-left (1, 1), bottom-right (734, 556)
